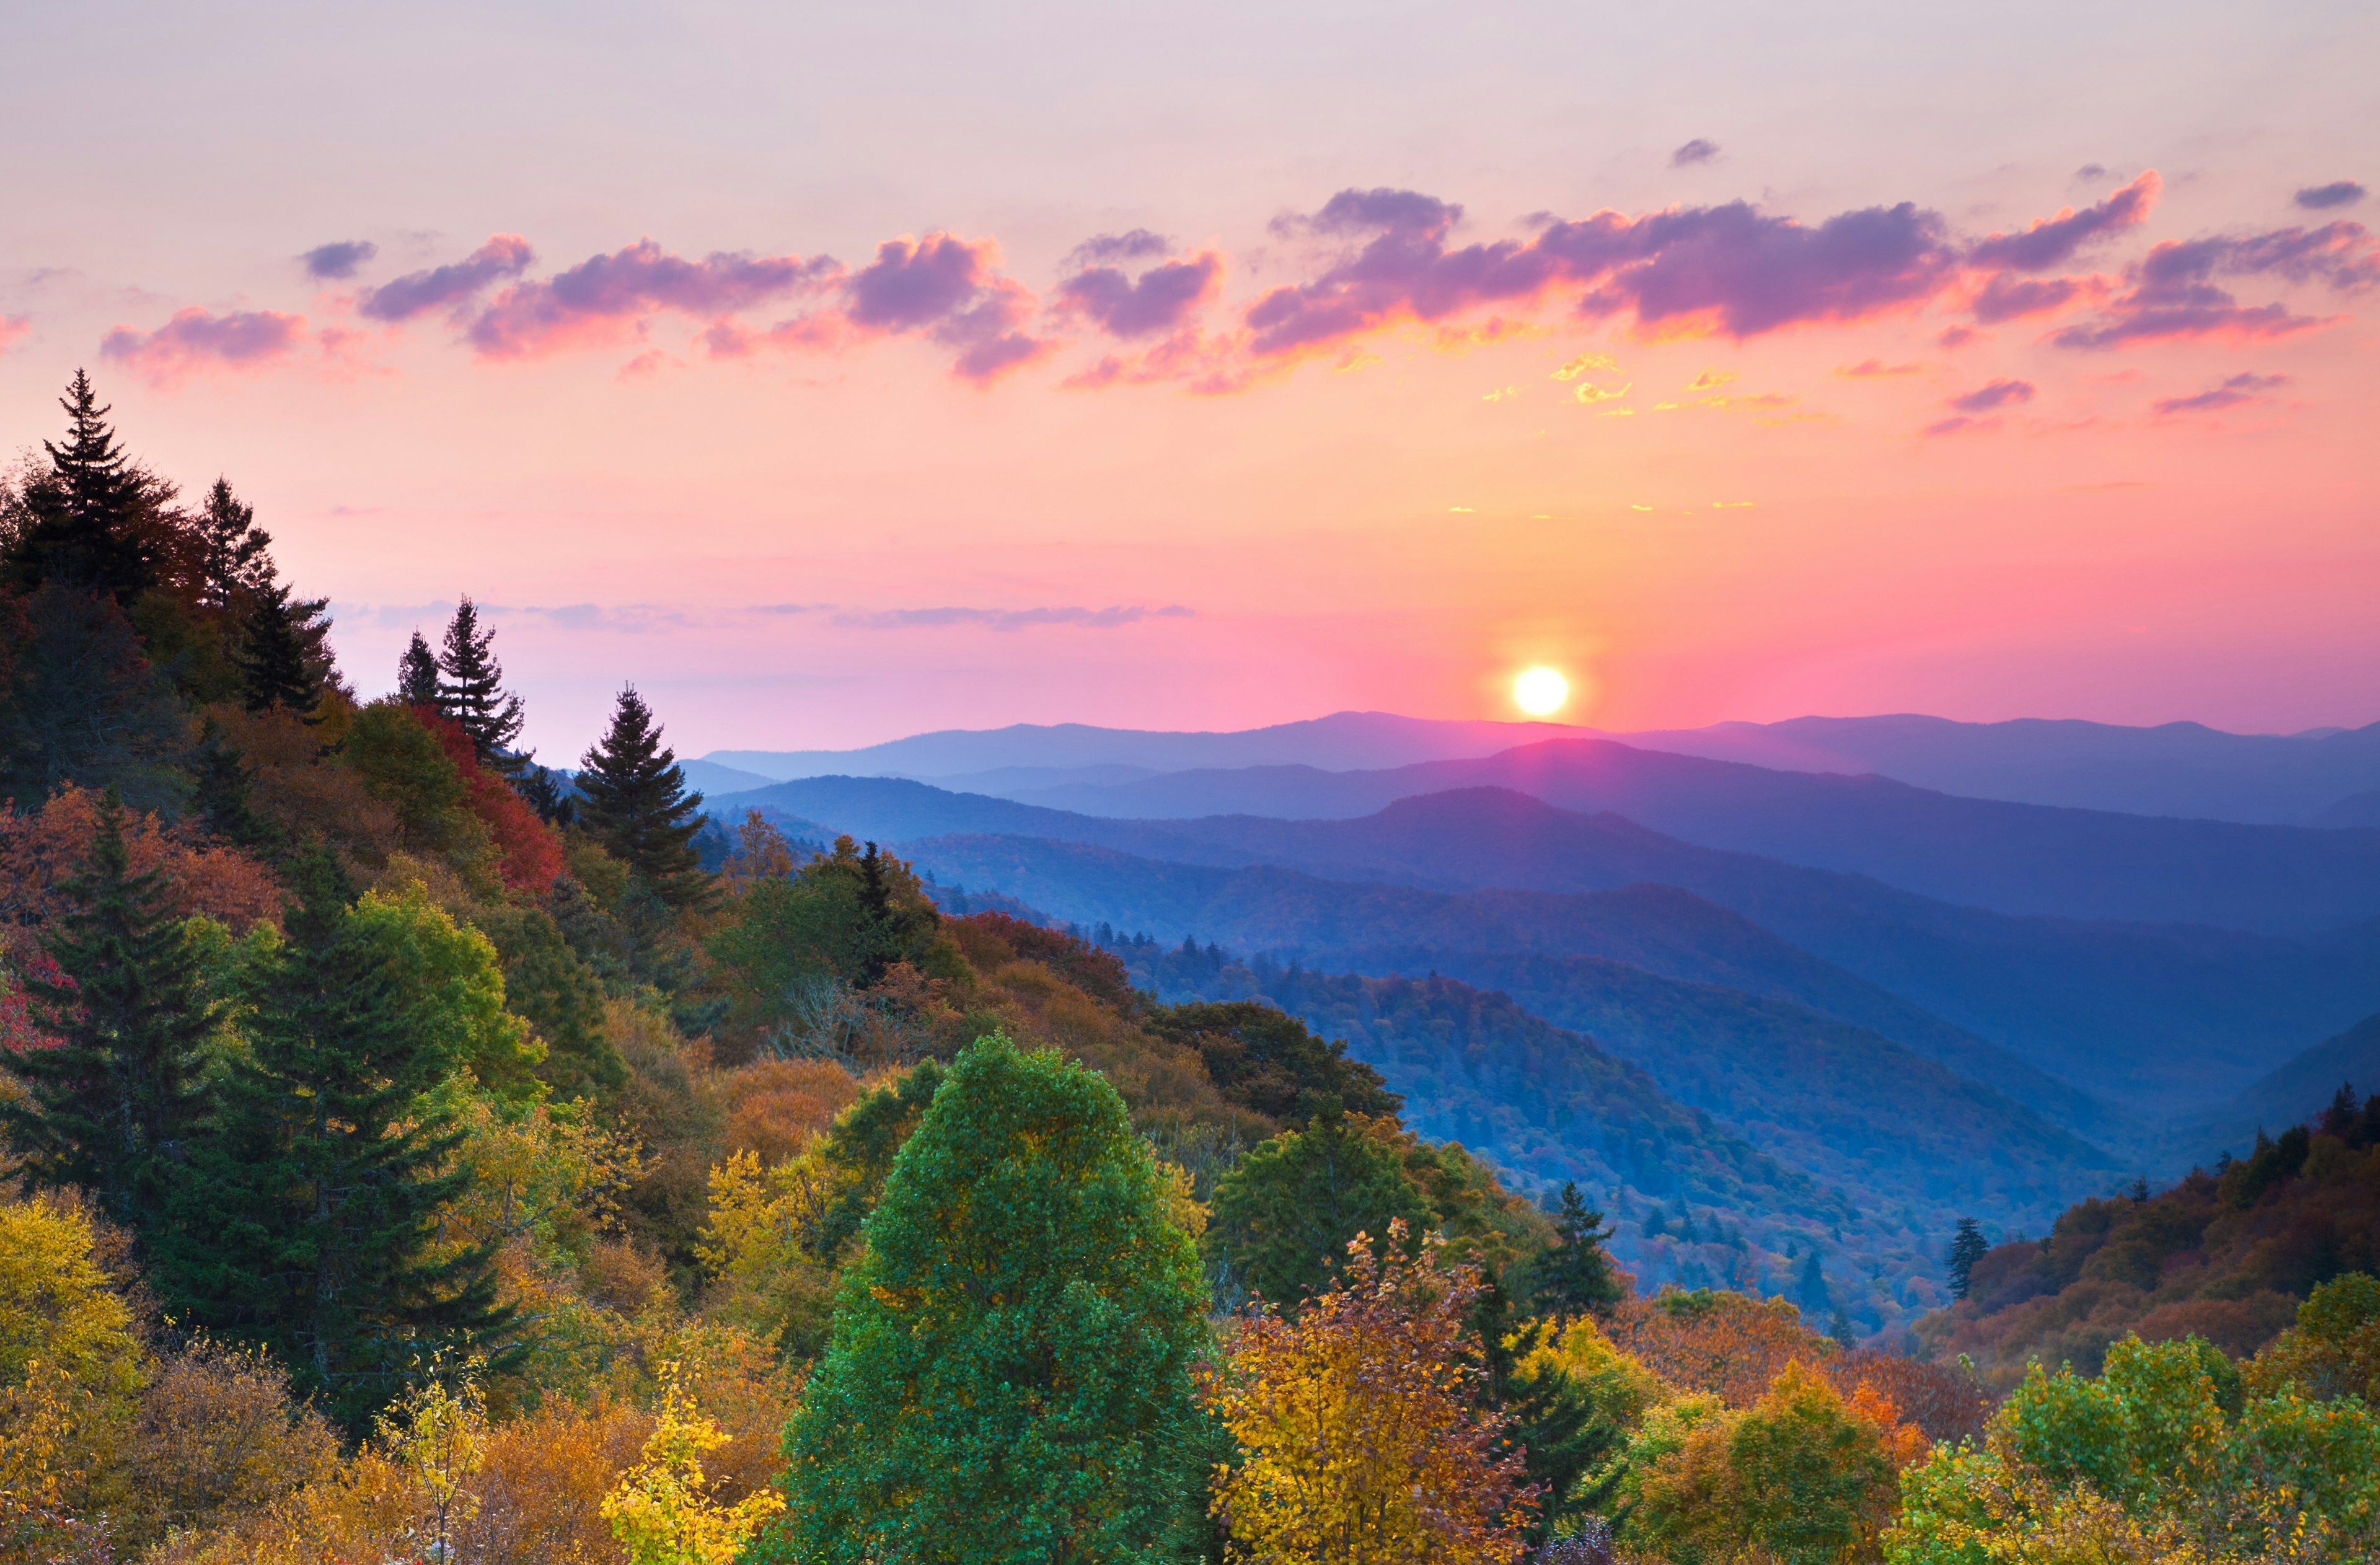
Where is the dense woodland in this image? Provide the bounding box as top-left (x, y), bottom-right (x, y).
top-left (2, 373), bottom-right (2378, 1563)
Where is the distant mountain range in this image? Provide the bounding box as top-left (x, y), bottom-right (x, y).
top-left (693, 716), bottom-right (2380, 1237)
top-left (702, 709), bottom-right (2380, 826)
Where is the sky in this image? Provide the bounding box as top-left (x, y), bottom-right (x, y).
top-left (2, 0), bottom-right (2374, 758)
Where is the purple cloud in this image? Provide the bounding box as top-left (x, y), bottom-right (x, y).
top-left (358, 236), bottom-right (536, 322)
top-left (2296, 182), bottom-right (2366, 211)
top-left (2050, 222), bottom-right (2375, 348)
top-left (835, 604), bottom-right (1194, 631)
top-left (1947, 378), bottom-right (2034, 413)
top-left (845, 233), bottom-right (1051, 382)
top-left (1064, 230), bottom-right (1173, 267)
top-left (1968, 172), bottom-right (2159, 271)
top-left (1672, 139), bottom-right (1721, 167)
top-left (2151, 371), bottom-right (2290, 415)
top-left (101, 307), bottom-right (310, 382)
top-left (1240, 187), bottom-right (1964, 356)
top-left (465, 240), bottom-right (839, 358)
top-left (301, 239), bottom-right (378, 280)
top-left (1924, 415), bottom-right (1983, 436)
top-left (1970, 273), bottom-right (2094, 324)
top-left (1056, 252), bottom-right (1222, 338)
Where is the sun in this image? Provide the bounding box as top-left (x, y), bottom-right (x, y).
top-left (1514, 666), bottom-right (1569, 717)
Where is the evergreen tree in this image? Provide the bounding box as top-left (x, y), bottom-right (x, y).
top-left (577, 686), bottom-right (707, 907)
top-left (1473, 1266), bottom-right (1624, 1541)
top-left (397, 630), bottom-right (441, 708)
top-left (1528, 1180), bottom-right (1624, 1323)
top-left (4, 371), bottom-right (154, 600)
top-left (0, 582), bottom-right (193, 813)
top-left (1796, 1247), bottom-right (1830, 1316)
top-left (1947, 1216), bottom-right (1990, 1301)
top-left (189, 716), bottom-right (280, 855)
top-left (195, 477), bottom-right (270, 611)
top-left (762, 1034), bottom-right (1213, 1565)
top-left (0, 788), bottom-right (218, 1236)
top-left (518, 762), bottom-right (577, 828)
top-left (435, 596), bottom-right (526, 771)
top-left (236, 569), bottom-right (324, 716)
top-left (157, 845), bottom-right (513, 1431)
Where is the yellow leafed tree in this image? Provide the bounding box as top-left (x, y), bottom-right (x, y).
top-left (601, 1362), bottom-right (785, 1565)
top-left (1201, 1220), bottom-right (1535, 1565)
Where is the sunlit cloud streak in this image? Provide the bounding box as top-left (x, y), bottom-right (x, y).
top-left (1968, 173), bottom-right (2159, 270)
top-left (834, 604), bottom-right (1194, 630)
top-left (100, 307), bottom-right (311, 382)
top-left (2151, 371), bottom-right (2289, 415)
top-left (358, 236), bottom-right (535, 322)
top-left (465, 240), bottom-right (839, 358)
top-left (0, 316), bottom-right (28, 355)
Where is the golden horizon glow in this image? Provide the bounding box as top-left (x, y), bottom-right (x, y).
top-left (1514, 666), bottom-right (1570, 717)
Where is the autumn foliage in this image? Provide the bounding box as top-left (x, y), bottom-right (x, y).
top-left (414, 705), bottom-right (565, 891)
top-left (1203, 1221), bottom-right (1536, 1565)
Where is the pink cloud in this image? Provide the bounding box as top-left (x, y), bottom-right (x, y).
top-left (100, 307), bottom-right (309, 383)
top-left (465, 239), bottom-right (840, 359)
top-left (1970, 272), bottom-right (2104, 323)
top-left (1947, 377), bottom-right (2035, 413)
top-left (0, 316), bottom-right (27, 355)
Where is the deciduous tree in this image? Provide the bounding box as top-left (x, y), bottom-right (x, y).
top-left (762, 1034), bottom-right (1212, 1565)
top-left (1203, 1220), bottom-right (1536, 1564)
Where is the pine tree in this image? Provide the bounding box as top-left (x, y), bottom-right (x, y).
top-left (0, 788), bottom-right (218, 1235)
top-left (1947, 1216), bottom-right (1990, 1301)
top-left (1528, 1179), bottom-right (1624, 1323)
top-left (4, 371), bottom-right (154, 600)
top-left (577, 686), bottom-right (707, 908)
top-left (190, 716), bottom-right (280, 854)
top-left (236, 570), bottom-right (323, 715)
top-left (397, 630), bottom-right (441, 708)
top-left (762, 1035), bottom-right (1213, 1564)
top-left (435, 597), bottom-right (526, 771)
top-left (195, 477), bottom-right (270, 611)
top-left (157, 845), bottom-right (514, 1431)
top-left (518, 762), bottom-right (577, 828)
top-left (1796, 1247), bottom-right (1830, 1315)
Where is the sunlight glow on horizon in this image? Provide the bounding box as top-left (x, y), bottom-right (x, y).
top-left (1514, 666), bottom-right (1571, 717)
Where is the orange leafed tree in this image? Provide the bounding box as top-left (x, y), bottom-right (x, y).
top-left (1201, 1220), bottom-right (1535, 1565)
top-left (0, 785), bottom-right (283, 938)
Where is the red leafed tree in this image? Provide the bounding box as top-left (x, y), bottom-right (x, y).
top-left (0, 785), bottom-right (283, 937)
top-left (412, 707), bottom-right (563, 892)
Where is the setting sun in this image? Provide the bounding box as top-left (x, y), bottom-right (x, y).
top-left (1514, 666), bottom-right (1569, 716)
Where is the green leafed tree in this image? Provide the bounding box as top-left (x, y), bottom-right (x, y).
top-left (577, 685), bottom-right (708, 909)
top-left (435, 596), bottom-right (527, 771)
top-left (156, 846), bottom-right (517, 1431)
top-left (1205, 1107), bottom-right (1434, 1308)
top-left (760, 1034), bottom-right (1214, 1565)
top-left (0, 788), bottom-right (219, 1237)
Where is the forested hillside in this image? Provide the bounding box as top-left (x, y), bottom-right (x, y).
top-left (6, 373), bottom-right (2378, 1563)
top-left (1913, 1086), bottom-right (2380, 1393)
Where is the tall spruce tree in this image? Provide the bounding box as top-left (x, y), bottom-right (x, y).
top-left (1528, 1180), bottom-right (1625, 1323)
top-left (1946, 1217), bottom-right (1990, 1301)
top-left (157, 845), bottom-right (513, 1431)
top-left (577, 685), bottom-right (707, 907)
top-left (195, 477), bottom-right (269, 611)
top-left (4, 371), bottom-right (155, 601)
top-left (0, 789), bottom-right (218, 1236)
top-left (397, 630), bottom-right (441, 708)
top-left (236, 567), bottom-right (324, 716)
top-left (435, 597), bottom-right (526, 770)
